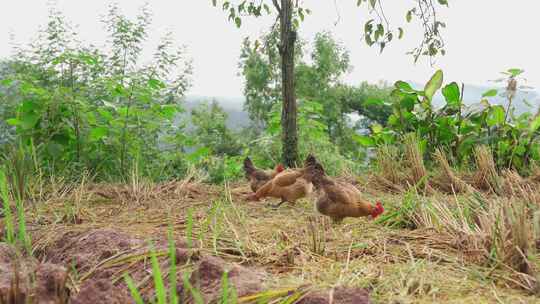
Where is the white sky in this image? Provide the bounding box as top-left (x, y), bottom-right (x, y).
top-left (1, 0), bottom-right (539, 97)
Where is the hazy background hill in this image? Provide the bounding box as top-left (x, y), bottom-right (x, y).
top-left (182, 95), bottom-right (250, 130)
top-left (183, 84), bottom-right (540, 130)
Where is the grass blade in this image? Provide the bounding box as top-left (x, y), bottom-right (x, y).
top-left (125, 274), bottom-right (145, 304)
top-left (182, 272), bottom-right (204, 304)
top-left (149, 242), bottom-right (167, 304)
top-left (15, 194), bottom-right (31, 254)
top-left (168, 225), bottom-right (178, 304)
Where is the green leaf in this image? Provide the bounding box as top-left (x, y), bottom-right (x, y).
top-left (112, 85), bottom-right (128, 98)
top-left (212, 0), bottom-right (217, 6)
top-left (354, 135), bottom-right (375, 147)
top-left (98, 109), bottom-right (113, 121)
top-left (89, 127), bottom-right (108, 141)
top-left (442, 82), bottom-right (460, 108)
top-left (6, 118), bottom-right (20, 126)
top-left (161, 105), bottom-right (178, 120)
top-left (186, 147), bottom-right (210, 163)
top-left (375, 24), bottom-right (384, 41)
top-left (395, 81), bottom-right (414, 92)
top-left (148, 78), bottom-right (166, 89)
top-left (482, 89), bottom-right (498, 97)
top-left (369, 0), bottom-right (376, 8)
top-left (437, 0), bottom-right (448, 6)
top-left (364, 19), bottom-right (374, 33)
top-left (530, 115), bottom-right (540, 132)
top-left (365, 35), bottom-right (374, 46)
top-left (372, 123), bottom-right (383, 134)
top-left (424, 70), bottom-right (443, 100)
top-left (515, 145), bottom-right (527, 156)
top-left (487, 106), bottom-right (505, 126)
top-left (398, 27), bottom-right (404, 39)
top-left (400, 97), bottom-right (416, 111)
top-left (79, 54), bottom-right (97, 65)
top-left (388, 114), bottom-right (399, 126)
top-left (364, 98), bottom-right (384, 106)
top-left (406, 10), bottom-right (413, 22)
top-left (1, 78), bottom-right (13, 86)
top-left (234, 16), bottom-right (242, 28)
top-left (507, 68), bottom-right (524, 77)
top-left (20, 113), bottom-right (39, 130)
top-left (21, 100), bottom-right (39, 113)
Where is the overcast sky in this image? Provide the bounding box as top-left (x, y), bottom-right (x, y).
top-left (1, 0), bottom-right (539, 98)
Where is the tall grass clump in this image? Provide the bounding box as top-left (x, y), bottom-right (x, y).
top-left (372, 145), bottom-right (405, 193)
top-left (432, 148), bottom-right (470, 193)
top-left (472, 145), bottom-right (501, 193)
top-left (375, 189), bottom-right (422, 229)
top-left (0, 168), bottom-right (15, 243)
top-left (0, 167), bottom-right (31, 254)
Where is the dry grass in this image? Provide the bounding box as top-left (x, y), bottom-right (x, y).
top-left (404, 134), bottom-right (434, 194)
top-left (369, 145), bottom-right (405, 194)
top-left (432, 149), bottom-right (472, 194)
top-left (529, 164), bottom-right (540, 184)
top-left (13, 172), bottom-right (540, 304)
top-left (472, 146), bottom-right (502, 193)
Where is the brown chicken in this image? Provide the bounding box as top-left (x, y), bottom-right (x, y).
top-left (303, 162), bottom-right (384, 223)
top-left (247, 155), bottom-right (318, 208)
top-left (243, 157), bottom-right (285, 193)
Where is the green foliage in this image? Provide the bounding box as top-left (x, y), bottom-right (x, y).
top-left (214, 1), bottom-right (448, 62)
top-left (264, 99), bottom-right (359, 174)
top-left (190, 101), bottom-right (241, 156)
top-left (239, 30), bottom-right (393, 164)
top-left (363, 69), bottom-right (540, 173)
top-left (0, 4), bottom-right (193, 181)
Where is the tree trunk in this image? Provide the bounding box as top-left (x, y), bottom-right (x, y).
top-left (279, 0), bottom-right (299, 167)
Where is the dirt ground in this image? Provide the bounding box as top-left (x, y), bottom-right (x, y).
top-left (2, 179), bottom-right (540, 303)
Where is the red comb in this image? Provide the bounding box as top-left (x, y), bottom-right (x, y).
top-left (372, 201), bottom-right (384, 218)
top-left (275, 164), bottom-right (285, 172)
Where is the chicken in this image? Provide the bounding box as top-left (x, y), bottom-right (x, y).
top-left (243, 157), bottom-right (285, 193)
top-left (246, 155), bottom-right (318, 208)
top-left (303, 162), bottom-right (384, 223)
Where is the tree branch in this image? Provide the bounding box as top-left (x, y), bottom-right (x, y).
top-left (271, 0), bottom-right (281, 14)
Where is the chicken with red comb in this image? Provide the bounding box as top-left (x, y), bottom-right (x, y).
top-left (302, 162), bottom-right (384, 223)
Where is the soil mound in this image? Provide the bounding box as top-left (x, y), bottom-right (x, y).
top-left (181, 255), bottom-right (265, 303)
top-left (71, 279), bottom-right (132, 304)
top-left (44, 228), bottom-right (142, 274)
top-left (0, 243), bottom-right (69, 303)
